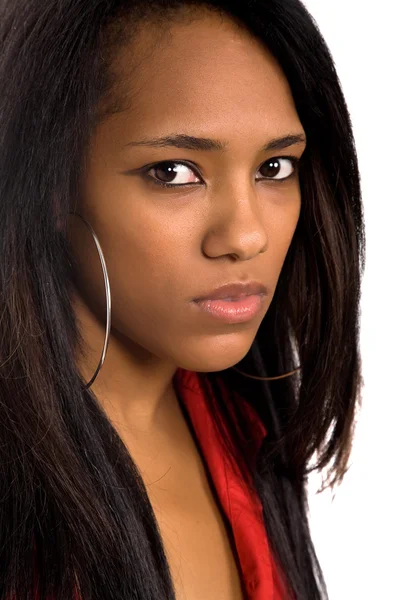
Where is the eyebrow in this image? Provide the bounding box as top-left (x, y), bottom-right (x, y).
top-left (124, 132), bottom-right (307, 153)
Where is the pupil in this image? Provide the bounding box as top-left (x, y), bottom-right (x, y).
top-left (261, 160), bottom-right (280, 177)
top-left (155, 162), bottom-right (177, 183)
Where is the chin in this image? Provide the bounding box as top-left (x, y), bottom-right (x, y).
top-left (175, 336), bottom-right (254, 374)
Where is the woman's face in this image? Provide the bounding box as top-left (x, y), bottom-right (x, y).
top-left (68, 9), bottom-right (306, 375)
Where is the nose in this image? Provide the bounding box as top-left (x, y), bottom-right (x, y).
top-left (201, 186), bottom-right (268, 261)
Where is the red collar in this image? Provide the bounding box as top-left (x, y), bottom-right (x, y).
top-left (173, 368), bottom-right (286, 599)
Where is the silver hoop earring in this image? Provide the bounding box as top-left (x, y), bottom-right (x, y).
top-left (230, 365), bottom-right (301, 380)
top-left (68, 212), bottom-right (111, 389)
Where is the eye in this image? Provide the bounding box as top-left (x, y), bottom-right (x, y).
top-left (256, 157), bottom-right (299, 182)
top-left (144, 161), bottom-right (202, 188)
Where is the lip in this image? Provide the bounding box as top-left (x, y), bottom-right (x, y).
top-left (193, 281), bottom-right (268, 302)
top-left (194, 294), bottom-right (266, 324)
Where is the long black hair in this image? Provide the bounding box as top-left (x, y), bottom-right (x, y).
top-left (0, 1), bottom-right (365, 598)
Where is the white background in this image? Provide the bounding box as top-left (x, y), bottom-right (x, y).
top-left (302, 1), bottom-right (399, 598)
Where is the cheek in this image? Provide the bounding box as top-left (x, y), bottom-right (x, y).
top-left (100, 223), bottom-right (200, 363)
top-left (266, 195), bottom-right (300, 263)
top-left (107, 214), bottom-right (190, 288)
top-left (98, 213), bottom-right (194, 335)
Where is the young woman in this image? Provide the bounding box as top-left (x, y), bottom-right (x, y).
top-left (0, 1), bottom-right (365, 599)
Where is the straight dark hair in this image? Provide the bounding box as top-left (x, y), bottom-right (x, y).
top-left (0, 1), bottom-right (365, 598)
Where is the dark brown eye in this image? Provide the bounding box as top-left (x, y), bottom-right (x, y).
top-left (258, 157), bottom-right (297, 180)
top-left (148, 161), bottom-right (200, 186)
top-left (152, 163), bottom-right (178, 183)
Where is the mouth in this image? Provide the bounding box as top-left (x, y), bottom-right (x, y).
top-left (193, 280), bottom-right (268, 303)
top-left (193, 293), bottom-right (266, 324)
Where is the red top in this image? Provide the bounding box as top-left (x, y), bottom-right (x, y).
top-left (173, 367), bottom-right (287, 600)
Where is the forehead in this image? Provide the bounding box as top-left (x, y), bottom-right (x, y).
top-left (98, 10), bottom-right (302, 148)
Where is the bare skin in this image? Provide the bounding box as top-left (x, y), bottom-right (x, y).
top-left (67, 7), bottom-right (306, 599)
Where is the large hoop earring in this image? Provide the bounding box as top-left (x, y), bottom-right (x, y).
top-left (68, 212), bottom-right (112, 389)
top-left (230, 365), bottom-right (301, 381)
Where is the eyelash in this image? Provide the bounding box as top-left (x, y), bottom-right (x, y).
top-left (142, 156), bottom-right (301, 189)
